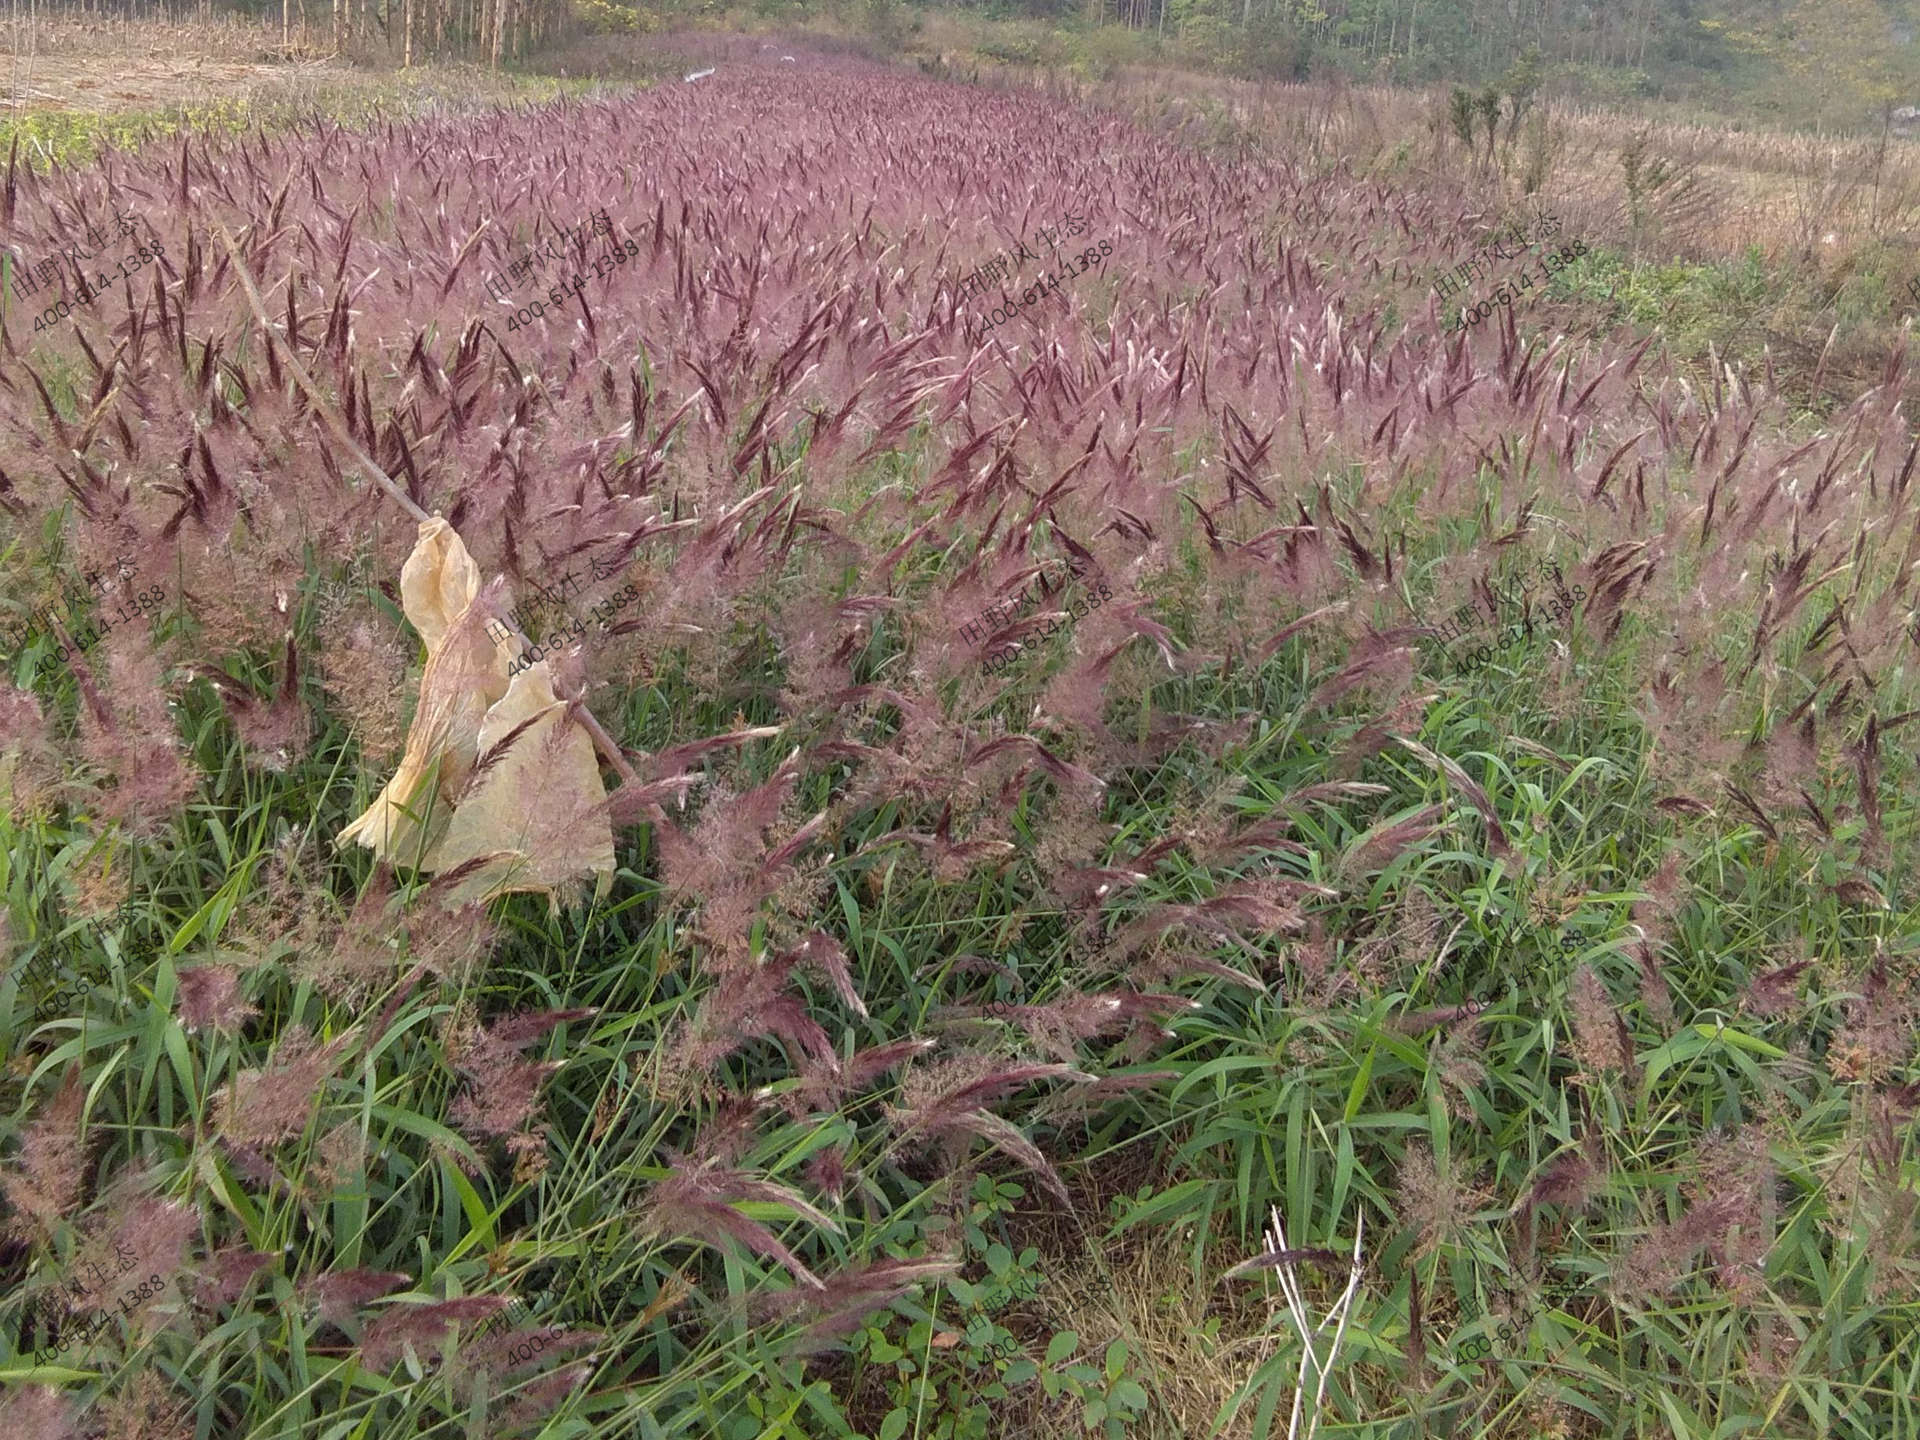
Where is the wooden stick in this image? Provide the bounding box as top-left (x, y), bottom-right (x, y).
top-left (210, 220), bottom-right (645, 795)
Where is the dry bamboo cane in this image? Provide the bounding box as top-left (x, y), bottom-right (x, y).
top-left (211, 221), bottom-right (649, 802)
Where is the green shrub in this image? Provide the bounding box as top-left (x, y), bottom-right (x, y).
top-left (1237, 22), bottom-right (1310, 81)
top-left (863, 0), bottom-right (909, 50)
top-left (577, 0), bottom-right (642, 33)
top-left (975, 20), bottom-right (1064, 68)
top-left (1067, 23), bottom-right (1154, 83)
top-left (1448, 84), bottom-right (1475, 152)
top-left (1177, 12), bottom-right (1232, 62)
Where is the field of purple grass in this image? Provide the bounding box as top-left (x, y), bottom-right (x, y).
top-left (1, 44), bottom-right (1918, 1440)
top-left (4, 50), bottom-right (1904, 776)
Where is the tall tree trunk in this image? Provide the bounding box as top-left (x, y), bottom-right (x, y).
top-left (490, 0), bottom-right (502, 68)
top-left (402, 0), bottom-right (411, 65)
top-left (281, 0), bottom-right (289, 50)
top-left (331, 0), bottom-right (339, 51)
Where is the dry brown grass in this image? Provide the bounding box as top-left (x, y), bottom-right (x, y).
top-left (5, 8), bottom-right (285, 60)
top-left (998, 1146), bottom-right (1286, 1439)
top-left (1092, 64), bottom-right (1920, 275)
top-left (0, 12), bottom-right (346, 117)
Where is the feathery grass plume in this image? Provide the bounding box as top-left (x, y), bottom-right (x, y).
top-left (1127, 947), bottom-right (1268, 994)
top-left (0, 1385), bottom-right (78, 1439)
top-left (1615, 1125), bottom-right (1773, 1299)
top-left (1845, 1098), bottom-right (1920, 1304)
top-left (1740, 958), bottom-right (1812, 1018)
top-left (1744, 1313), bottom-right (1803, 1386)
top-left (99, 1198), bottom-right (200, 1308)
top-left (885, 1055), bottom-right (1086, 1199)
top-left (1113, 877), bottom-right (1310, 956)
top-left (0, 682), bottom-right (60, 818)
top-left (193, 1246), bottom-right (280, 1309)
top-left (1392, 739), bottom-right (1514, 859)
top-left (772, 590), bottom-right (872, 718)
top-left (66, 845), bottom-right (132, 930)
top-left (0, 1066), bottom-right (89, 1244)
top-left (1434, 1015), bottom-right (1490, 1114)
top-left (1512, 1133), bottom-right (1606, 1261)
top-left (1566, 965), bottom-right (1632, 1078)
top-left (1395, 1139), bottom-right (1468, 1260)
top-left (1633, 938), bottom-right (1675, 1028)
top-left (1642, 664), bottom-right (1743, 792)
top-left (1338, 803), bottom-right (1444, 883)
top-left (656, 948), bottom-right (834, 1101)
top-left (304, 1267), bottom-right (412, 1327)
top-left (1760, 710), bottom-right (1818, 805)
top-left (305, 1122), bottom-right (374, 1199)
top-left (174, 965), bottom-right (256, 1035)
top-left (780, 1037), bottom-right (936, 1119)
top-left (214, 1139), bottom-right (284, 1195)
top-left (686, 1093), bottom-right (767, 1167)
top-left (446, 1009), bottom-right (594, 1160)
top-left (655, 754), bottom-right (820, 960)
top-left (1826, 959), bottom-right (1914, 1084)
top-left (1833, 874), bottom-right (1890, 910)
top-left (92, 1370), bottom-right (195, 1440)
top-left (1629, 849), bottom-right (1689, 954)
top-left (785, 930), bottom-right (867, 1018)
top-left (1310, 637), bottom-right (1416, 711)
top-left (215, 824), bottom-right (329, 972)
top-left (317, 612), bottom-right (412, 761)
top-left (216, 633), bottom-right (310, 772)
top-left (1333, 690), bottom-right (1438, 777)
top-left (1026, 785), bottom-right (1116, 888)
top-left (213, 1026), bottom-right (352, 1148)
top-left (753, 1254), bottom-right (961, 1351)
top-left (297, 865), bottom-right (403, 999)
top-left (359, 1295), bottom-right (515, 1371)
top-left (805, 1146), bottom-right (849, 1202)
top-left (69, 631), bottom-right (197, 834)
top-left (458, 1321), bottom-right (599, 1384)
top-left (407, 897), bottom-right (500, 992)
top-left (1692, 1125), bottom-right (1776, 1298)
top-left (1001, 987), bottom-right (1197, 1064)
top-left (1035, 1068), bottom-right (1182, 1122)
top-left (1349, 889), bottom-right (1445, 995)
top-left (642, 1154), bottom-right (842, 1288)
top-left (493, 1361), bottom-right (596, 1436)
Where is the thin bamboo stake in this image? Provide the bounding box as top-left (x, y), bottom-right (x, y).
top-left (211, 221), bottom-right (647, 799)
top-left (1262, 1203), bottom-right (1366, 1440)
